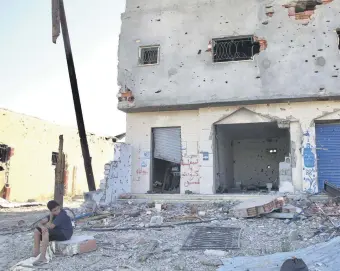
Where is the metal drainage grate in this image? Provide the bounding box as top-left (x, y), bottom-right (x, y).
top-left (181, 227), bottom-right (242, 251)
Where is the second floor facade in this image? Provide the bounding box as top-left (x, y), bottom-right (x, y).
top-left (117, 0), bottom-right (340, 112)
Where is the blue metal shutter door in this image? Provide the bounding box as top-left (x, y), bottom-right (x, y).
top-left (316, 123), bottom-right (340, 190)
top-left (153, 127), bottom-right (181, 164)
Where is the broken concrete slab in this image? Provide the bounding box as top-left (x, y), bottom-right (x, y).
top-left (54, 235), bottom-right (97, 256)
top-left (232, 196), bottom-right (287, 218)
top-left (217, 237), bottom-right (340, 271)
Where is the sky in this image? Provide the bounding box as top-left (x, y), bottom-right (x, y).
top-left (0, 0), bottom-right (126, 136)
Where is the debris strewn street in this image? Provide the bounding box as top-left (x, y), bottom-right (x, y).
top-left (1, 194), bottom-right (340, 270)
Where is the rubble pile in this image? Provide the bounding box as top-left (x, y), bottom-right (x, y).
top-left (0, 194), bottom-right (340, 270)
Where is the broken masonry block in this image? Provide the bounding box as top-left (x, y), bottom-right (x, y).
top-left (54, 235), bottom-right (97, 256)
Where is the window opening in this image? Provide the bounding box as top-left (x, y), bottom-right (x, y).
top-left (213, 36), bottom-right (260, 63)
top-left (0, 144), bottom-right (11, 163)
top-left (139, 46), bottom-right (160, 65)
top-left (52, 152), bottom-right (59, 166)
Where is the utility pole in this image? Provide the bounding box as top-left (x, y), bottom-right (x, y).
top-left (54, 135), bottom-right (65, 207)
top-left (52, 0), bottom-right (96, 191)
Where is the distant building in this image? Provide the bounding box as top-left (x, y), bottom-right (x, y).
top-left (117, 0), bottom-right (340, 195)
top-left (0, 108), bottom-right (116, 202)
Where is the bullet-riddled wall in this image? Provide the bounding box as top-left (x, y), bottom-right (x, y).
top-left (0, 109), bottom-right (115, 202)
top-left (126, 101), bottom-right (340, 195)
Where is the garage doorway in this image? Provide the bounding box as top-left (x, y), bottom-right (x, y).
top-left (214, 122), bottom-right (290, 193)
top-left (151, 127), bottom-right (181, 193)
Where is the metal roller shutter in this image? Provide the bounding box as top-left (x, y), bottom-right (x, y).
top-left (316, 123), bottom-right (340, 190)
top-left (153, 127), bottom-right (181, 164)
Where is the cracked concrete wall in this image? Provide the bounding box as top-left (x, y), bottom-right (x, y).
top-left (118, 0), bottom-right (340, 112)
top-left (126, 100), bottom-right (340, 194)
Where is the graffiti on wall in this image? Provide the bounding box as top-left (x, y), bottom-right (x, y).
top-left (181, 155), bottom-right (200, 192)
top-left (136, 150), bottom-right (150, 181)
top-left (302, 130), bottom-right (317, 193)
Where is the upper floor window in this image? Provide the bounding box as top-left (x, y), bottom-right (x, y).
top-left (139, 46), bottom-right (160, 65)
top-left (213, 36), bottom-right (260, 63)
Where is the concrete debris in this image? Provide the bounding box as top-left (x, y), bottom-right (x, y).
top-left (218, 236), bottom-right (340, 271)
top-left (265, 212), bottom-right (295, 219)
top-left (150, 216), bottom-right (163, 226)
top-left (204, 250), bottom-right (226, 257)
top-left (54, 235), bottom-right (97, 256)
top-left (232, 195), bottom-right (287, 218)
top-left (2, 196), bottom-right (340, 271)
top-left (0, 198), bottom-right (43, 209)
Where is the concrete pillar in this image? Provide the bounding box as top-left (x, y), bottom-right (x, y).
top-left (289, 121), bottom-right (303, 191)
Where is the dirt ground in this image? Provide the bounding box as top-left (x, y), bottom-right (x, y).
top-left (0, 197), bottom-right (338, 271)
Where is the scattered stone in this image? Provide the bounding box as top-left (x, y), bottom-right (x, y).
top-left (200, 259), bottom-right (223, 267)
top-left (289, 230), bottom-right (300, 241)
top-left (265, 212), bottom-right (295, 219)
top-left (150, 216), bottom-right (163, 226)
top-left (147, 202), bottom-right (155, 208)
top-left (204, 250), bottom-right (226, 257)
top-left (146, 210), bottom-right (152, 215)
top-left (198, 211), bottom-right (206, 217)
top-left (190, 205), bottom-right (198, 214)
top-left (155, 203), bottom-right (162, 212)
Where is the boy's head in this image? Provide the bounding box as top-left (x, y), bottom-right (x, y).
top-left (47, 200), bottom-right (61, 216)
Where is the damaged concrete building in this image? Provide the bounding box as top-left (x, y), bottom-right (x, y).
top-left (117, 0), bottom-right (340, 195)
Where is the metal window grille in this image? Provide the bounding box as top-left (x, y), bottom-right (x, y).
top-left (0, 144), bottom-right (10, 163)
top-left (52, 152), bottom-right (59, 166)
top-left (213, 36), bottom-right (260, 63)
top-left (139, 46), bottom-right (160, 65)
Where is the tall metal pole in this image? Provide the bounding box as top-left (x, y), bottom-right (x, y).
top-left (58, 0), bottom-right (96, 191)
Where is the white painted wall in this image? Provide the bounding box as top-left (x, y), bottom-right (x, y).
top-left (118, 0), bottom-right (340, 112)
top-left (126, 101), bottom-right (340, 194)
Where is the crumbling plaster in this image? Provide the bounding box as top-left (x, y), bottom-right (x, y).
top-left (126, 101), bottom-right (340, 194)
top-left (118, 0), bottom-right (340, 112)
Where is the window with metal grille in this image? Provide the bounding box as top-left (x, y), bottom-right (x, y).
top-left (52, 152), bottom-right (59, 166)
top-left (0, 144), bottom-right (10, 163)
top-left (139, 46), bottom-right (160, 65)
top-left (213, 36), bottom-right (260, 63)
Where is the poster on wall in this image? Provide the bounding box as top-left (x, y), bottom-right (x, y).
top-left (203, 152), bottom-right (209, 161)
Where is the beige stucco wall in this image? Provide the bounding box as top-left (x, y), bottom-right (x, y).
top-left (126, 100), bottom-right (340, 194)
top-left (0, 109), bottom-right (114, 202)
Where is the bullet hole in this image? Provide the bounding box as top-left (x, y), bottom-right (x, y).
top-left (332, 75), bottom-right (338, 77)
top-left (256, 76), bottom-right (261, 79)
top-left (305, 60), bottom-right (308, 62)
top-left (185, 32), bottom-right (188, 35)
top-left (225, 81), bottom-right (228, 84)
top-left (137, 6), bottom-right (140, 8)
top-left (320, 87), bottom-right (325, 91)
top-left (262, 21), bottom-right (269, 25)
top-left (225, 22), bottom-right (229, 23)
top-left (312, 55), bottom-right (316, 57)
top-left (291, 40), bottom-right (293, 42)
top-left (203, 79), bottom-right (206, 82)
top-left (155, 90), bottom-right (161, 93)
top-left (198, 50), bottom-right (202, 55)
top-left (156, 19), bottom-right (161, 22)
top-left (315, 71), bottom-right (319, 73)
top-left (317, 49), bottom-right (323, 51)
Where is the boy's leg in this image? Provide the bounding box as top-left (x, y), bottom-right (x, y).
top-left (35, 230), bottom-right (49, 263)
top-left (33, 228), bottom-right (41, 257)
